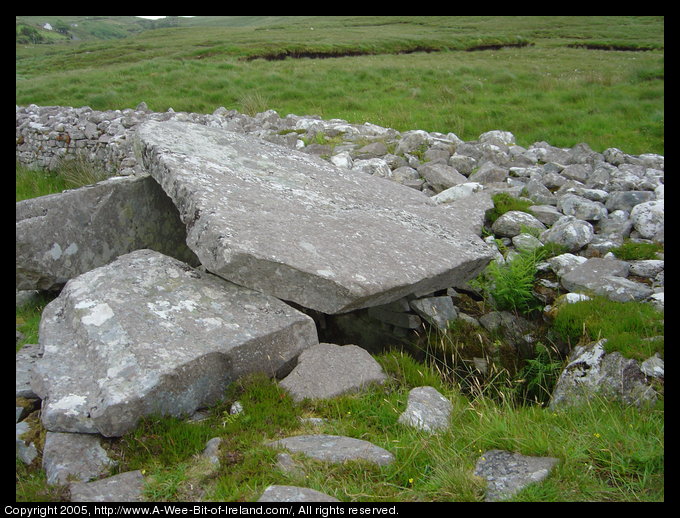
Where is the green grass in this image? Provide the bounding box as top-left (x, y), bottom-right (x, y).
top-left (485, 192), bottom-right (537, 225)
top-left (610, 240), bottom-right (664, 261)
top-left (16, 16), bottom-right (664, 155)
top-left (16, 162), bottom-right (69, 202)
top-left (551, 297), bottom-right (664, 361)
top-left (16, 157), bottom-right (110, 202)
top-left (16, 353), bottom-right (664, 502)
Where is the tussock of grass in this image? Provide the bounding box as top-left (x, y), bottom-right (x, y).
top-left (551, 297), bottom-right (664, 361)
top-left (610, 240), bottom-right (664, 261)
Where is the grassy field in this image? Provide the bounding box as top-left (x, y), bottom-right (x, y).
top-left (16, 16), bottom-right (664, 502)
top-left (16, 16), bottom-right (664, 155)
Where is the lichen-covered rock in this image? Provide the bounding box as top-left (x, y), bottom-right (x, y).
top-left (135, 120), bottom-right (494, 314)
top-left (16, 175), bottom-right (198, 291)
top-left (474, 449), bottom-right (559, 501)
top-left (279, 343), bottom-right (386, 402)
top-left (549, 339), bottom-right (657, 409)
top-left (32, 249), bottom-right (318, 437)
top-left (397, 386), bottom-right (453, 432)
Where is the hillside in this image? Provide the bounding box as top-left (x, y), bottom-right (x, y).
top-left (16, 16), bottom-right (664, 155)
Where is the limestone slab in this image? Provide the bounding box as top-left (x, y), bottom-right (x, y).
top-left (474, 449), bottom-right (559, 501)
top-left (32, 249), bottom-right (318, 437)
top-left (268, 434), bottom-right (394, 466)
top-left (69, 470), bottom-right (145, 502)
top-left (16, 175), bottom-right (198, 291)
top-left (279, 343), bottom-right (387, 401)
top-left (135, 121), bottom-right (494, 314)
top-left (42, 432), bottom-right (117, 486)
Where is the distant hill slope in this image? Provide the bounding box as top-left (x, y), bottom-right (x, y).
top-left (15, 16), bottom-right (327, 43)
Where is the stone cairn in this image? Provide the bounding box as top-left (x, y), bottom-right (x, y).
top-left (16, 104), bottom-right (663, 502)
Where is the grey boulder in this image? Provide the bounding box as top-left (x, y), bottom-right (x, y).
top-left (16, 174), bottom-right (197, 291)
top-left (397, 386), bottom-right (453, 432)
top-left (474, 449), bottom-right (559, 502)
top-left (279, 343), bottom-right (387, 402)
top-left (69, 470), bottom-right (145, 502)
top-left (32, 249), bottom-right (318, 437)
top-left (42, 432), bottom-right (117, 486)
top-left (549, 339), bottom-right (657, 409)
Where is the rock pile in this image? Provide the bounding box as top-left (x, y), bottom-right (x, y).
top-left (16, 103), bottom-right (663, 502)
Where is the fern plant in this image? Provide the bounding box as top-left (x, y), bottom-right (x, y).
top-left (472, 247), bottom-right (546, 314)
top-left (513, 344), bottom-right (564, 406)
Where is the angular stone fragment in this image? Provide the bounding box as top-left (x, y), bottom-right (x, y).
top-left (409, 296), bottom-right (457, 330)
top-left (32, 249), bottom-right (318, 437)
top-left (549, 339), bottom-right (657, 409)
top-left (135, 121), bottom-right (494, 314)
top-left (279, 343), bottom-right (387, 402)
top-left (491, 210), bottom-right (546, 238)
top-left (16, 175), bottom-right (198, 291)
top-left (268, 434), bottom-right (394, 466)
top-left (42, 432), bottom-right (117, 486)
top-left (474, 449), bottom-right (559, 501)
top-left (398, 386), bottom-right (453, 432)
top-left (16, 343), bottom-right (42, 399)
top-left (69, 470), bottom-right (145, 502)
top-left (560, 257), bottom-right (653, 302)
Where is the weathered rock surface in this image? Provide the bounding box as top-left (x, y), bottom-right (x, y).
top-left (549, 339), bottom-right (657, 409)
top-left (16, 175), bottom-right (197, 291)
top-left (279, 343), bottom-right (387, 402)
top-left (257, 485), bottom-right (339, 502)
top-left (135, 120), bottom-right (494, 314)
top-left (69, 470), bottom-right (145, 502)
top-left (474, 449), bottom-right (559, 502)
top-left (32, 249), bottom-right (318, 437)
top-left (268, 434), bottom-right (394, 466)
top-left (42, 432), bottom-right (117, 486)
top-left (397, 386), bottom-right (453, 432)
top-left (16, 342), bottom-right (42, 399)
top-left (560, 257), bottom-right (654, 302)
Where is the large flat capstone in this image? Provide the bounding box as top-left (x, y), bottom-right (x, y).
top-left (31, 249), bottom-right (318, 437)
top-left (135, 121), bottom-right (494, 314)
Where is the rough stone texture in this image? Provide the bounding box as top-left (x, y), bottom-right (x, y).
top-left (417, 162), bottom-right (468, 192)
top-left (16, 174), bottom-right (198, 291)
top-left (69, 470), bottom-right (145, 502)
top-left (561, 257), bottom-right (654, 302)
top-left (16, 342), bottom-right (42, 399)
top-left (135, 120), bottom-right (494, 314)
top-left (16, 421), bottom-right (38, 465)
top-left (257, 485), bottom-right (339, 502)
top-left (397, 386), bottom-right (453, 432)
top-left (474, 449), bottom-right (559, 502)
top-left (409, 296), bottom-right (457, 330)
top-left (540, 215), bottom-right (594, 252)
top-left (630, 199), bottom-right (664, 241)
top-left (42, 432), bottom-right (117, 486)
top-left (268, 434), bottom-right (395, 466)
top-left (549, 339), bottom-right (657, 409)
top-left (491, 210), bottom-right (546, 238)
top-left (32, 249), bottom-right (318, 437)
top-left (279, 343), bottom-right (387, 402)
